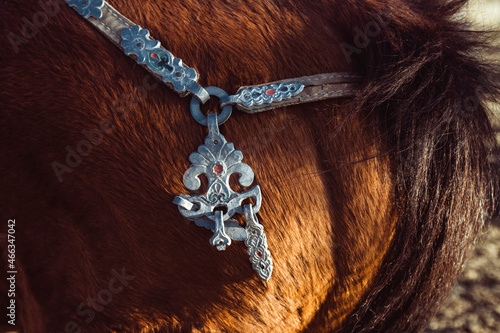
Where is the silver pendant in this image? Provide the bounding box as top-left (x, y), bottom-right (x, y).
top-left (174, 113), bottom-right (272, 281)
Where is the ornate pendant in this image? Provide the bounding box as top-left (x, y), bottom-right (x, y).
top-left (174, 113), bottom-right (272, 281)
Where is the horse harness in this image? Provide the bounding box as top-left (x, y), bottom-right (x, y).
top-left (66, 0), bottom-right (362, 281)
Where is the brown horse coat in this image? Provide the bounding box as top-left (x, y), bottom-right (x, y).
top-left (1, 0), bottom-right (498, 332)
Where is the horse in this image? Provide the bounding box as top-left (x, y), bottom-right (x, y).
top-left (1, 0), bottom-right (498, 331)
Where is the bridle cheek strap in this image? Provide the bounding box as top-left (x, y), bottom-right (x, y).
top-left (65, 0), bottom-right (363, 281)
top-left (68, 0), bottom-right (210, 102)
top-left (66, 0), bottom-right (362, 113)
top-left (224, 72), bottom-right (361, 113)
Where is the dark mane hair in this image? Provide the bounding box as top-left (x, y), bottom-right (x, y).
top-left (311, 0), bottom-right (499, 331)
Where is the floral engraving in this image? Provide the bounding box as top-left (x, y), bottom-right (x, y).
top-left (121, 26), bottom-right (160, 63)
top-left (120, 25), bottom-right (199, 94)
top-left (178, 120), bottom-right (261, 222)
top-left (68, 0), bottom-right (104, 19)
top-left (174, 110), bottom-right (272, 279)
top-left (231, 82), bottom-right (304, 107)
top-left (174, 114), bottom-right (262, 249)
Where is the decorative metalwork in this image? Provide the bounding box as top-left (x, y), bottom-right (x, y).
top-left (174, 113), bottom-right (272, 280)
top-left (67, 2), bottom-right (274, 279)
top-left (244, 204), bottom-right (272, 281)
top-left (174, 113), bottom-right (262, 248)
top-left (120, 25), bottom-right (204, 99)
top-left (120, 25), bottom-right (160, 62)
top-left (68, 0), bottom-right (104, 19)
top-left (226, 82), bottom-right (304, 108)
top-left (190, 86), bottom-right (232, 126)
top-left (193, 217), bottom-right (248, 242)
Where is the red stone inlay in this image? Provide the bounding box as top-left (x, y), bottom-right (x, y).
top-left (256, 252), bottom-right (262, 257)
top-left (151, 53), bottom-right (158, 59)
top-left (265, 89), bottom-right (275, 96)
top-left (213, 164), bottom-right (223, 174)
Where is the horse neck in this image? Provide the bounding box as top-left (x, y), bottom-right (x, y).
top-left (3, 0), bottom-right (395, 331)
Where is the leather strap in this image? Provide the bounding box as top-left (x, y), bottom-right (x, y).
top-left (223, 72), bottom-right (361, 113)
top-left (66, 0), bottom-right (362, 113)
top-left (79, 1), bottom-right (134, 46)
top-left (66, 0), bottom-right (210, 102)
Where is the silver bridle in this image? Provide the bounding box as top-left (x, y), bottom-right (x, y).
top-left (66, 0), bottom-right (362, 281)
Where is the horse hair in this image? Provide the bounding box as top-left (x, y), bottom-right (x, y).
top-left (0, 0), bottom-right (498, 332)
top-left (314, 0), bottom-right (500, 331)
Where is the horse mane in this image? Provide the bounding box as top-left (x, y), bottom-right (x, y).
top-left (310, 0), bottom-right (500, 331)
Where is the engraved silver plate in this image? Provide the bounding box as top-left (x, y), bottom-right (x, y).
top-left (68, 0), bottom-right (104, 19)
top-left (120, 25), bottom-right (208, 102)
top-left (225, 82), bottom-right (304, 108)
top-left (243, 204), bottom-right (273, 281)
top-left (174, 113), bottom-right (272, 280)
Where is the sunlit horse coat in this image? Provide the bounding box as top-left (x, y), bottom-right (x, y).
top-left (1, 0), bottom-right (499, 332)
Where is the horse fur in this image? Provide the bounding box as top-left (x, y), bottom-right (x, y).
top-left (0, 0), bottom-right (498, 332)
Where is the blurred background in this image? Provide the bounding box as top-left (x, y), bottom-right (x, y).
top-left (426, 1), bottom-right (500, 332)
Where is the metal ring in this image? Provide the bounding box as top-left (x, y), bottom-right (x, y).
top-left (190, 86), bottom-right (233, 126)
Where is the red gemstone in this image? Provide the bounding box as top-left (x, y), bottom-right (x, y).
top-left (256, 252), bottom-right (262, 257)
top-left (213, 164), bottom-right (223, 174)
top-left (265, 89), bottom-right (275, 96)
top-left (151, 53), bottom-right (158, 59)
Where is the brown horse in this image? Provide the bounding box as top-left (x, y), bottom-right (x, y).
top-left (1, 0), bottom-right (499, 332)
